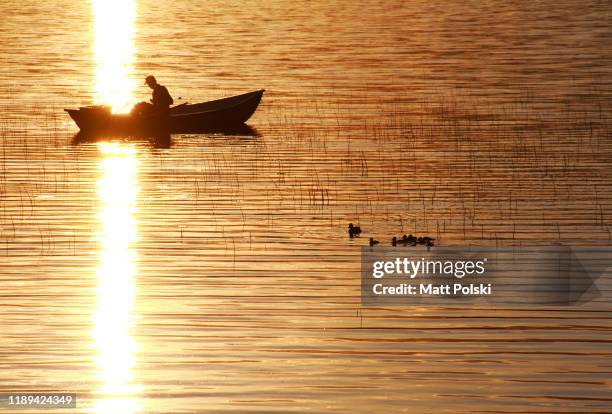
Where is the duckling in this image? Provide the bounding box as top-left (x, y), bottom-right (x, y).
top-left (417, 236), bottom-right (435, 245)
top-left (369, 237), bottom-right (379, 247)
top-left (348, 223), bottom-right (362, 238)
top-left (402, 234), bottom-right (418, 245)
top-left (426, 239), bottom-right (434, 250)
top-left (391, 236), bottom-right (397, 246)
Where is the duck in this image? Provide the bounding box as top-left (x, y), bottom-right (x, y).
top-left (402, 234), bottom-right (418, 245)
top-left (417, 236), bottom-right (435, 245)
top-left (391, 236), bottom-right (397, 246)
top-left (426, 239), bottom-right (434, 252)
top-left (369, 237), bottom-right (379, 247)
top-left (348, 223), bottom-right (362, 238)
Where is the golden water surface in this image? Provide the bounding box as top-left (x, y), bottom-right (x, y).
top-left (0, 0), bottom-right (611, 413)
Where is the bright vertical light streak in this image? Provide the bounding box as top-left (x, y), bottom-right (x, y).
top-left (93, 0), bottom-right (137, 112)
top-left (93, 143), bottom-right (141, 414)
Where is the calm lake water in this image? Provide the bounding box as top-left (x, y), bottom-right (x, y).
top-left (1, 0), bottom-right (611, 413)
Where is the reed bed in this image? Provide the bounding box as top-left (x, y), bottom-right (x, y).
top-left (1, 89), bottom-right (611, 262)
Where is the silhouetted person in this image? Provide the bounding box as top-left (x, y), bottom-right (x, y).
top-left (147, 75), bottom-right (173, 112)
top-left (132, 75), bottom-right (174, 116)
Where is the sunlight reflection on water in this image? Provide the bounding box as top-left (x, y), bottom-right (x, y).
top-left (93, 143), bottom-right (141, 414)
top-left (93, 0), bottom-right (137, 113)
top-left (0, 1), bottom-right (611, 412)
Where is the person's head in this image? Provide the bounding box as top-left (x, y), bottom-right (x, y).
top-left (145, 75), bottom-right (157, 89)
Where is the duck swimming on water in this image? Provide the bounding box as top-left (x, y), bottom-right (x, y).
top-left (391, 234), bottom-right (434, 247)
top-left (417, 236), bottom-right (435, 245)
top-left (402, 234), bottom-right (418, 245)
top-left (348, 223), bottom-right (362, 238)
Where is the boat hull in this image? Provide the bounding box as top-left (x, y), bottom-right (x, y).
top-left (65, 89), bottom-right (264, 135)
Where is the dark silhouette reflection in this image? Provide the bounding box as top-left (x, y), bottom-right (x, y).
top-left (71, 130), bottom-right (173, 148)
top-left (151, 133), bottom-right (172, 148)
top-left (71, 123), bottom-right (259, 148)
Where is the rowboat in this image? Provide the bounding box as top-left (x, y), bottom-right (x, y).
top-left (65, 89), bottom-right (264, 135)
